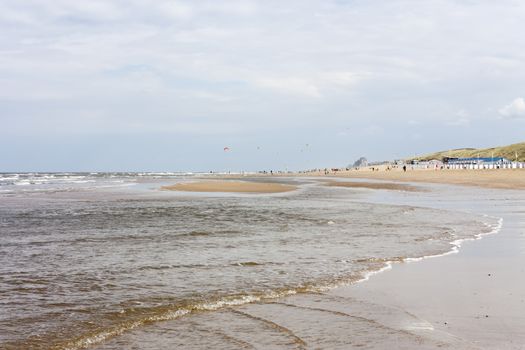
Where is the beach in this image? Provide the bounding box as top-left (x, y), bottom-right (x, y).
top-left (104, 177), bottom-right (524, 349)
top-left (5, 0), bottom-right (525, 348)
top-left (82, 177), bottom-right (525, 350)
top-left (1, 173), bottom-right (524, 349)
top-left (310, 168), bottom-right (525, 190)
top-left (329, 183), bottom-right (525, 349)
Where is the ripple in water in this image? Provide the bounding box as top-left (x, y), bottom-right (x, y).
top-left (0, 179), bottom-right (497, 349)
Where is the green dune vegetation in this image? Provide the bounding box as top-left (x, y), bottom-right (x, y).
top-left (412, 142), bottom-right (525, 162)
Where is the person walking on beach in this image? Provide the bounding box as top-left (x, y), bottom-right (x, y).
top-left (403, 165), bottom-right (407, 172)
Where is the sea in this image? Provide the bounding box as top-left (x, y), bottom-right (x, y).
top-left (0, 173), bottom-right (500, 349)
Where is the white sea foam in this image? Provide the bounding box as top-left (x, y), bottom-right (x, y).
top-left (14, 181), bottom-right (31, 186)
top-left (356, 215), bottom-right (504, 285)
top-left (358, 262), bottom-right (394, 284)
top-left (62, 290), bottom-right (303, 350)
top-left (405, 215), bottom-right (503, 263)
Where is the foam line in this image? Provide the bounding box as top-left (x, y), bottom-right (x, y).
top-left (356, 215), bottom-right (503, 285)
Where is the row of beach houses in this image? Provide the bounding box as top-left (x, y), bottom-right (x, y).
top-left (410, 157), bottom-right (525, 170)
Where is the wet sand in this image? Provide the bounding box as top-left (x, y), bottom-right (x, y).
top-left (329, 184), bottom-right (525, 349)
top-left (308, 168), bottom-right (525, 190)
top-left (326, 180), bottom-right (424, 192)
top-left (162, 180), bottom-right (297, 193)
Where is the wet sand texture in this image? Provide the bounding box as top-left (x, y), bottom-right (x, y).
top-left (326, 181), bottom-right (424, 192)
top-left (162, 181), bottom-right (297, 193)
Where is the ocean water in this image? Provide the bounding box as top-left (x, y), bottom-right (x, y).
top-left (0, 173), bottom-right (498, 349)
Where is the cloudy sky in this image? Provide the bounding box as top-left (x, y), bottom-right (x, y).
top-left (1, 0), bottom-right (524, 171)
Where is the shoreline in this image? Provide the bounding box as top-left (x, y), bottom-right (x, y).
top-left (9, 177), bottom-right (523, 349)
top-left (68, 181), bottom-right (501, 349)
top-left (85, 200), bottom-right (504, 349)
top-left (195, 179), bottom-right (523, 348)
top-left (326, 182), bottom-right (525, 349)
top-left (90, 178), bottom-right (524, 349)
top-left (357, 215), bottom-right (504, 286)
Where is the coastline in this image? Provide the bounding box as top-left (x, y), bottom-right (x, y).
top-left (302, 168), bottom-right (525, 190)
top-left (90, 178), bottom-right (524, 349)
top-left (199, 167), bottom-right (525, 191)
top-left (5, 175), bottom-right (523, 349)
top-left (356, 216), bottom-right (503, 286)
top-left (326, 182), bottom-right (525, 349)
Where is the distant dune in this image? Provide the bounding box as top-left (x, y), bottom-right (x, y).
top-left (412, 141), bottom-right (525, 162)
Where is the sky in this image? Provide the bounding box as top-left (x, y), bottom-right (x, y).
top-left (1, 0), bottom-right (525, 172)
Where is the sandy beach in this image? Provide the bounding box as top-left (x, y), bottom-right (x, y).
top-left (162, 180), bottom-right (297, 193)
top-left (329, 183), bottom-right (525, 349)
top-left (307, 168), bottom-right (525, 190)
top-left (86, 178), bottom-right (525, 349)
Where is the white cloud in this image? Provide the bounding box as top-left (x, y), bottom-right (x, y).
top-left (2, 1), bottom-right (525, 138)
top-left (363, 125), bottom-right (384, 136)
top-left (253, 71), bottom-right (360, 98)
top-left (446, 109), bottom-right (470, 126)
top-left (256, 77), bottom-right (322, 98)
top-left (157, 2), bottom-right (194, 20)
top-left (455, 109), bottom-right (468, 118)
top-left (499, 98), bottom-right (525, 118)
top-left (446, 117), bottom-right (470, 126)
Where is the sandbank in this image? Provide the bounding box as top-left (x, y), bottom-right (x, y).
top-left (162, 180), bottom-right (296, 193)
